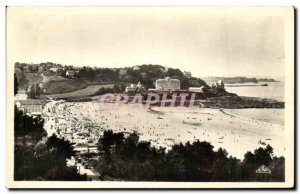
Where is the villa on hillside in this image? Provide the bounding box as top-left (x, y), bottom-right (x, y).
top-left (184, 71), bottom-right (192, 78)
top-left (140, 72), bottom-right (147, 78)
top-left (119, 69), bottom-right (127, 79)
top-left (66, 70), bottom-right (75, 78)
top-left (30, 64), bottom-right (39, 72)
top-left (133, 66), bottom-right (140, 70)
top-left (50, 67), bottom-right (63, 73)
top-left (212, 80), bottom-right (225, 90)
top-left (38, 66), bottom-right (45, 72)
top-left (125, 81), bottom-right (145, 93)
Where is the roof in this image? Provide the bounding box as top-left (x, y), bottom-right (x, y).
top-left (16, 99), bottom-right (43, 105)
top-left (126, 84), bottom-right (137, 89)
top-left (189, 86), bottom-right (204, 89)
top-left (156, 77), bottom-right (180, 83)
top-left (17, 90), bottom-right (27, 94)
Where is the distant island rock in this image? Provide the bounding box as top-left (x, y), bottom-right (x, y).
top-left (201, 76), bottom-right (277, 85)
top-left (256, 78), bottom-right (278, 82)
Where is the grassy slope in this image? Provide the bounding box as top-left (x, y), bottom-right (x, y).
top-left (42, 74), bottom-right (114, 95)
top-left (47, 83), bottom-right (114, 98)
top-left (44, 79), bottom-right (88, 94)
top-left (15, 71), bottom-right (112, 95)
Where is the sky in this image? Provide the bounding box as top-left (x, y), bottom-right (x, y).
top-left (7, 7), bottom-right (292, 77)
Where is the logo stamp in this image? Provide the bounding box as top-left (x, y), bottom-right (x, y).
top-left (256, 165), bottom-right (271, 174)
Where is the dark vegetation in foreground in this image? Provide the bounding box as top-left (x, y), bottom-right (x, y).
top-left (96, 130), bottom-right (285, 182)
top-left (14, 107), bottom-right (87, 181)
top-left (14, 105), bottom-right (284, 182)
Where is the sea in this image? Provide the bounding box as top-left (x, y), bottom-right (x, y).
top-left (224, 80), bottom-right (285, 127)
top-left (225, 81), bottom-right (285, 102)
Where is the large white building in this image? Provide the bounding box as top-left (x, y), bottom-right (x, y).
top-left (15, 99), bottom-right (43, 116)
top-left (155, 77), bottom-right (180, 92)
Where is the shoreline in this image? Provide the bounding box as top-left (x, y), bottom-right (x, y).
top-left (220, 108), bottom-right (284, 127)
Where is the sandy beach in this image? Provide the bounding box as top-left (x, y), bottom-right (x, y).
top-left (43, 101), bottom-right (285, 160)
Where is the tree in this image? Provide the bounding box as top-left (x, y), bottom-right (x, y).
top-left (166, 68), bottom-right (184, 80)
top-left (27, 85), bottom-right (36, 99)
top-left (27, 84), bottom-right (42, 99)
top-left (15, 129), bottom-right (86, 181)
top-left (44, 166), bottom-right (87, 181)
top-left (46, 134), bottom-right (76, 168)
top-left (98, 130), bottom-right (125, 154)
top-left (241, 145), bottom-right (275, 181)
top-left (14, 73), bottom-right (19, 95)
top-left (14, 106), bottom-right (45, 141)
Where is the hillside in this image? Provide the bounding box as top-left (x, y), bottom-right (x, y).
top-left (15, 63), bottom-right (210, 93)
top-left (121, 64), bottom-right (209, 89)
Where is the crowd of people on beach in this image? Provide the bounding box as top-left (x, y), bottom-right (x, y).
top-left (41, 100), bottom-right (284, 159)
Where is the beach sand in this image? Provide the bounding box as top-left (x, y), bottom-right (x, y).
top-left (43, 101), bottom-right (285, 160)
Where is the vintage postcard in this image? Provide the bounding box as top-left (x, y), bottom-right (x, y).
top-left (6, 6), bottom-right (294, 189)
